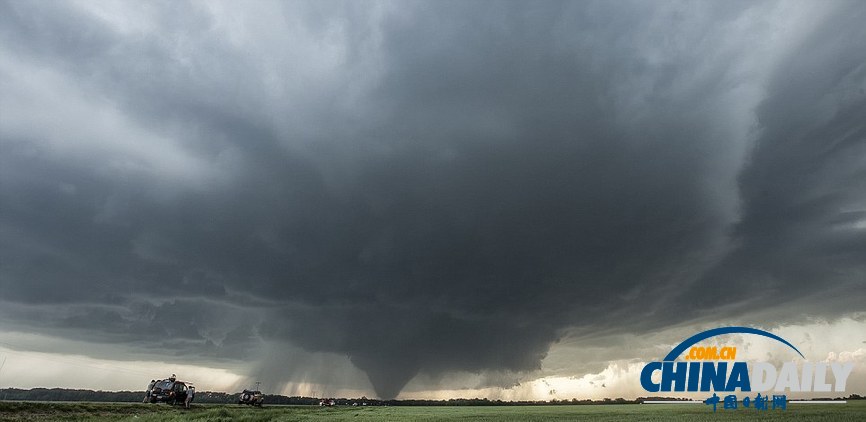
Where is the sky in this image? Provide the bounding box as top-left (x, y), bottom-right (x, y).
top-left (0, 0), bottom-right (864, 400)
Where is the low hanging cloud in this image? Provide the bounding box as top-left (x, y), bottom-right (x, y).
top-left (1, 0), bottom-right (864, 398)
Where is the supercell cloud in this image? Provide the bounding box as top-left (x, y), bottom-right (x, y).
top-left (1, 0), bottom-right (864, 398)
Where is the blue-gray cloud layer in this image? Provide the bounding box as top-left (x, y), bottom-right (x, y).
top-left (1, 0), bottom-right (864, 398)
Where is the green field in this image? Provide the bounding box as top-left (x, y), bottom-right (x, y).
top-left (1, 401), bottom-right (863, 421)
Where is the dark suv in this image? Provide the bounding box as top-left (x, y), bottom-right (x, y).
top-left (148, 379), bottom-right (192, 405)
top-left (238, 389), bottom-right (264, 406)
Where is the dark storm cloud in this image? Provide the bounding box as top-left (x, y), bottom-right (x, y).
top-left (676, 3), bottom-right (866, 321)
top-left (1, 0), bottom-right (864, 398)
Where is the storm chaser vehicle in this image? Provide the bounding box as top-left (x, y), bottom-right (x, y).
top-left (147, 379), bottom-right (193, 405)
top-left (238, 389), bottom-right (264, 406)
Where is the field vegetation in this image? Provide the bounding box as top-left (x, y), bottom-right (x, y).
top-left (1, 401), bottom-right (864, 421)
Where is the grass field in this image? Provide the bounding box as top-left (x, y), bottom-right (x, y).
top-left (1, 401), bottom-right (863, 421)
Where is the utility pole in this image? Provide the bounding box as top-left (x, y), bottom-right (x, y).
top-left (0, 356), bottom-right (6, 401)
top-left (255, 381), bottom-right (261, 391)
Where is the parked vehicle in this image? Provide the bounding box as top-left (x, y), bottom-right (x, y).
top-left (238, 389), bottom-right (264, 406)
top-left (148, 379), bottom-right (193, 405)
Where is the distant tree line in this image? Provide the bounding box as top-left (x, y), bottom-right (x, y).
top-left (0, 388), bottom-right (143, 402)
top-left (0, 388), bottom-right (861, 405)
